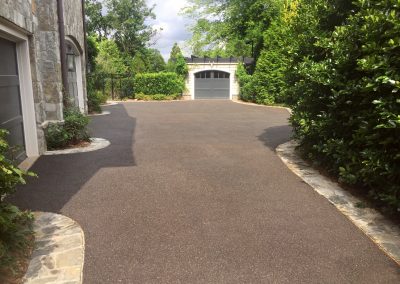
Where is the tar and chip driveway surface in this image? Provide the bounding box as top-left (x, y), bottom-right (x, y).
top-left (12, 101), bottom-right (400, 283)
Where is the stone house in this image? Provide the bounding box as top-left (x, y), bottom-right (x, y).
top-left (0, 0), bottom-right (87, 160)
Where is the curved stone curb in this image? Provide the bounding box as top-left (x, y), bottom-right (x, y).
top-left (44, 138), bottom-right (110, 155)
top-left (88, 110), bottom-right (111, 117)
top-left (100, 102), bottom-right (119, 106)
top-left (276, 140), bottom-right (400, 265)
top-left (23, 212), bottom-right (85, 283)
top-left (232, 100), bottom-right (292, 114)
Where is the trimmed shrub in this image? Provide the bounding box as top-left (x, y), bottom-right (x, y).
top-left (289, 0), bottom-right (400, 211)
top-left (135, 93), bottom-right (180, 101)
top-left (134, 72), bottom-right (185, 96)
top-left (45, 108), bottom-right (90, 150)
top-left (0, 129), bottom-right (35, 274)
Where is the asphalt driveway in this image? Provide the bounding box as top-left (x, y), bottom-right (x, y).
top-left (11, 101), bottom-right (400, 283)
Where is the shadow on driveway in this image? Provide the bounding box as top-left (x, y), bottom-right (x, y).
top-left (258, 124), bottom-right (293, 151)
top-left (8, 104), bottom-right (136, 213)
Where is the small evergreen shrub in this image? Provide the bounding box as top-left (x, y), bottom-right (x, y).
top-left (45, 108), bottom-right (90, 150)
top-left (87, 90), bottom-right (102, 114)
top-left (134, 72), bottom-right (185, 96)
top-left (87, 76), bottom-right (107, 113)
top-left (0, 129), bottom-right (35, 274)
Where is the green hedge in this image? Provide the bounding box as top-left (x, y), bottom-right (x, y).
top-left (237, 0), bottom-right (400, 211)
top-left (135, 93), bottom-right (180, 101)
top-left (133, 72), bottom-right (185, 96)
top-left (287, 0), bottom-right (400, 211)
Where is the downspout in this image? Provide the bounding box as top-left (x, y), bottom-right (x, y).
top-left (57, 0), bottom-right (69, 107)
top-left (81, 0), bottom-right (89, 73)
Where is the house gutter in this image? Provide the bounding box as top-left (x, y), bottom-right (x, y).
top-left (56, 0), bottom-right (69, 106)
top-left (81, 0), bottom-right (89, 74)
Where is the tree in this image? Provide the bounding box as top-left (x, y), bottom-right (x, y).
top-left (84, 0), bottom-right (112, 38)
top-left (86, 35), bottom-right (99, 72)
top-left (166, 43), bottom-right (188, 78)
top-left (167, 43), bottom-right (182, 69)
top-left (183, 0), bottom-right (283, 60)
top-left (96, 40), bottom-right (128, 74)
top-left (106, 0), bottom-right (156, 56)
top-left (145, 49), bottom-right (166, 73)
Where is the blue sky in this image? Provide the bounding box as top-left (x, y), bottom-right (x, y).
top-left (146, 0), bottom-right (192, 60)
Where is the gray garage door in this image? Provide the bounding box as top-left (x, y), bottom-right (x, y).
top-left (195, 70), bottom-right (230, 99)
top-left (0, 37), bottom-right (26, 160)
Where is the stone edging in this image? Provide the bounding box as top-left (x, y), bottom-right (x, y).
top-left (232, 100), bottom-right (292, 114)
top-left (276, 140), bottom-right (400, 265)
top-left (44, 138), bottom-right (110, 155)
top-left (100, 102), bottom-right (119, 106)
top-left (23, 212), bottom-right (85, 283)
top-left (88, 110), bottom-right (111, 117)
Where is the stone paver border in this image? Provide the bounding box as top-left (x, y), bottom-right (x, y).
top-left (232, 99), bottom-right (292, 114)
top-left (23, 212), bottom-right (85, 283)
top-left (44, 138), bottom-right (110, 155)
top-left (100, 102), bottom-right (119, 106)
top-left (88, 110), bottom-right (111, 117)
top-left (277, 140), bottom-right (400, 265)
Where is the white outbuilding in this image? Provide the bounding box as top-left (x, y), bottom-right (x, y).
top-left (183, 57), bottom-right (253, 100)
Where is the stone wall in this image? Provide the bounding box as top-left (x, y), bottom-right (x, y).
top-left (0, 0), bottom-right (87, 154)
top-left (0, 0), bottom-right (34, 33)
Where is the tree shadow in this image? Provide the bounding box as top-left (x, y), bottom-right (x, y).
top-left (8, 104), bottom-right (136, 213)
top-left (258, 125), bottom-right (293, 151)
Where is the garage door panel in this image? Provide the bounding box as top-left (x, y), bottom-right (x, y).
top-left (0, 37), bottom-right (26, 160)
top-left (195, 71), bottom-right (230, 99)
top-left (6, 123), bottom-right (25, 148)
top-left (0, 76), bottom-right (19, 86)
top-left (0, 38), bottom-right (18, 75)
top-left (0, 86), bottom-right (23, 122)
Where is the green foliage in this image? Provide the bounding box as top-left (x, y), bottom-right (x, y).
top-left (192, 0), bottom-right (400, 210)
top-left (86, 35), bottom-right (99, 72)
top-left (135, 93), bottom-right (180, 101)
top-left (0, 130), bottom-right (35, 273)
top-left (96, 40), bottom-right (128, 75)
top-left (175, 54), bottom-right (189, 79)
top-left (167, 43), bottom-right (183, 70)
top-left (288, 0), bottom-right (400, 210)
top-left (130, 49), bottom-right (166, 73)
top-left (167, 43), bottom-right (188, 79)
top-left (46, 109), bottom-right (90, 150)
top-left (134, 72), bottom-right (185, 96)
top-left (236, 63), bottom-right (255, 102)
top-left (87, 73), bottom-right (105, 114)
top-left (106, 0), bottom-right (155, 56)
top-left (85, 0), bottom-right (112, 38)
top-left (183, 0), bottom-right (283, 59)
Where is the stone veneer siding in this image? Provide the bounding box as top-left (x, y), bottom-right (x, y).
top-left (0, 0), bottom-right (87, 154)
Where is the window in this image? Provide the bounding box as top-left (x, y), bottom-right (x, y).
top-left (195, 71), bottom-right (229, 79)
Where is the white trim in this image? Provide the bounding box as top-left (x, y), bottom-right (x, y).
top-left (75, 54), bottom-right (85, 112)
top-left (0, 23), bottom-right (39, 157)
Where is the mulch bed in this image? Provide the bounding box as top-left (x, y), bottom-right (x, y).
top-left (0, 233), bottom-right (35, 284)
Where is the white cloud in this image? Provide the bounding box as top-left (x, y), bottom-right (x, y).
top-left (146, 0), bottom-right (192, 60)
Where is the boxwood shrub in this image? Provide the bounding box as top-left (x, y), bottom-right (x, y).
top-left (134, 72), bottom-right (185, 96)
top-left (45, 108), bottom-right (90, 150)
